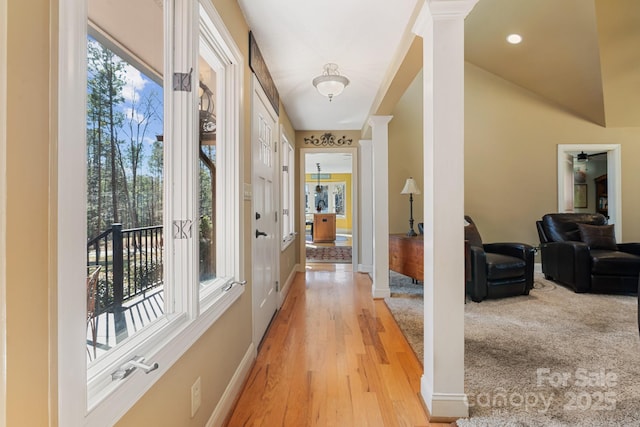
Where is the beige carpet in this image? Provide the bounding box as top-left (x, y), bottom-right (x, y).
top-left (385, 271), bottom-right (424, 362)
top-left (385, 272), bottom-right (640, 426)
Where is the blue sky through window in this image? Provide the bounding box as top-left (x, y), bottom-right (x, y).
top-left (87, 36), bottom-right (164, 175)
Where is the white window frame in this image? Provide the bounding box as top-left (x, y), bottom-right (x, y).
top-left (57, 1), bottom-right (244, 425)
top-left (305, 180), bottom-right (347, 219)
top-left (280, 129), bottom-right (295, 249)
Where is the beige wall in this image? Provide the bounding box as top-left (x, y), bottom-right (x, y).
top-left (465, 62), bottom-right (640, 245)
top-left (5, 0), bottom-right (52, 425)
top-left (389, 70), bottom-right (423, 235)
top-left (389, 60), bottom-right (640, 249)
top-left (2, 0), bottom-right (298, 425)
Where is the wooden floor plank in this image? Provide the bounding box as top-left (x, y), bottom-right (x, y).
top-left (226, 264), bottom-right (449, 427)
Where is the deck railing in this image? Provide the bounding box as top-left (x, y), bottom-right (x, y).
top-left (87, 224), bottom-right (163, 320)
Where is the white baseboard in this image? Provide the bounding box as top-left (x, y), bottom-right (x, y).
top-left (431, 392), bottom-right (469, 419)
top-left (205, 343), bottom-right (256, 427)
top-left (279, 266), bottom-right (298, 307)
top-left (421, 376), bottom-right (469, 419)
top-left (357, 264), bottom-right (372, 275)
top-left (372, 286), bottom-right (390, 299)
top-left (296, 263), bottom-right (305, 272)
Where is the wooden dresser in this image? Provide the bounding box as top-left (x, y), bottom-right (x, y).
top-left (389, 234), bottom-right (424, 281)
top-left (313, 213), bottom-right (336, 243)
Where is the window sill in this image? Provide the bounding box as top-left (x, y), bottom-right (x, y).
top-left (281, 233), bottom-right (296, 251)
top-left (84, 283), bottom-right (244, 426)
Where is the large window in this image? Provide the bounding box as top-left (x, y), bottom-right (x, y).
top-left (85, 34), bottom-right (165, 363)
top-left (58, 1), bottom-right (244, 425)
top-left (305, 181), bottom-right (346, 217)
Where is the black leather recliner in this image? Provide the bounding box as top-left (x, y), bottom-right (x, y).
top-left (465, 215), bottom-right (535, 302)
top-left (536, 213), bottom-right (640, 294)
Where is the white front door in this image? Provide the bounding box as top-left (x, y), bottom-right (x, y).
top-left (251, 78), bottom-right (278, 345)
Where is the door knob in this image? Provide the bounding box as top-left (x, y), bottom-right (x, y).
top-left (255, 229), bottom-right (267, 238)
top-left (255, 212), bottom-right (261, 220)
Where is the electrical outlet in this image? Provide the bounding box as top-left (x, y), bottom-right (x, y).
top-left (191, 377), bottom-right (201, 417)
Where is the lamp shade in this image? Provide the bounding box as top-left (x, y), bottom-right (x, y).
top-left (401, 177), bottom-right (421, 195)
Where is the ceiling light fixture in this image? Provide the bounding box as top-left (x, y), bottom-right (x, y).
top-left (312, 63), bottom-right (349, 102)
top-left (506, 33), bottom-right (523, 44)
top-left (315, 163), bottom-right (323, 193)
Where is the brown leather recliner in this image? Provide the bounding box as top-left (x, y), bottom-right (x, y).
top-left (465, 216), bottom-right (535, 302)
top-left (536, 213), bottom-right (640, 294)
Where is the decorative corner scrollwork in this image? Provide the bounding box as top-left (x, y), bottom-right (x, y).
top-left (304, 132), bottom-right (353, 147)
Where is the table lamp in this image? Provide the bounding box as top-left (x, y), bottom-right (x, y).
top-left (401, 177), bottom-right (421, 236)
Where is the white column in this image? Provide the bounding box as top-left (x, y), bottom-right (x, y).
top-left (368, 116), bottom-right (392, 298)
top-left (358, 139), bottom-right (374, 275)
top-left (413, 0), bottom-right (478, 420)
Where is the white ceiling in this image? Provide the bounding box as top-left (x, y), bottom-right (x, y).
top-left (305, 152), bottom-right (353, 175)
top-left (91, 1), bottom-right (640, 134)
top-left (239, 0), bottom-right (640, 131)
top-left (238, 0), bottom-right (421, 131)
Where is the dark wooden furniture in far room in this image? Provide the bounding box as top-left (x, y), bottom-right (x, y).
top-left (595, 174), bottom-right (608, 218)
top-left (389, 234), bottom-right (424, 282)
top-left (389, 234), bottom-right (471, 285)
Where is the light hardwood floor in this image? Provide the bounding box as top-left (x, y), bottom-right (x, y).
top-left (226, 263), bottom-right (452, 427)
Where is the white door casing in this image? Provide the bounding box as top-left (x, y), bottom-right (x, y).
top-left (557, 144), bottom-right (622, 240)
top-left (298, 147), bottom-right (359, 272)
top-left (563, 153), bottom-right (574, 211)
top-left (251, 77), bottom-right (278, 345)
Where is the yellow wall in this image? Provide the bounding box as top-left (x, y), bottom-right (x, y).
top-left (304, 173), bottom-right (353, 230)
top-left (389, 61), bottom-right (640, 248)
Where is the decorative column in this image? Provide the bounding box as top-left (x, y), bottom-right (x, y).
top-left (358, 139), bottom-right (373, 274)
top-left (368, 116), bottom-right (392, 298)
top-left (413, 0), bottom-right (478, 421)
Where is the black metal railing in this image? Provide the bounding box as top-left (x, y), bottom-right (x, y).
top-left (87, 224), bottom-right (163, 320)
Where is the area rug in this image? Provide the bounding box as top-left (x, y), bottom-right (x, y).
top-left (305, 245), bottom-right (352, 263)
top-left (305, 234), bottom-right (349, 243)
top-left (385, 273), bottom-right (640, 426)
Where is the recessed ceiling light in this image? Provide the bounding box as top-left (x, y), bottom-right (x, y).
top-left (506, 34), bottom-right (523, 44)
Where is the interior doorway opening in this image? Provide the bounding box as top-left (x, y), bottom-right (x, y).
top-left (557, 144), bottom-right (622, 240)
top-left (300, 148), bottom-right (358, 268)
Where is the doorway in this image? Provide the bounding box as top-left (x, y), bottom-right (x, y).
top-left (300, 148), bottom-right (358, 269)
top-left (557, 144), bottom-right (622, 240)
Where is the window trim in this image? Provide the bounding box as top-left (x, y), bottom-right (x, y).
top-left (280, 129), bottom-right (295, 249)
top-left (305, 180), bottom-right (347, 218)
top-left (57, 0), bottom-right (244, 425)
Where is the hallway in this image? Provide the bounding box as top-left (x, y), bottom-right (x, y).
top-left (226, 264), bottom-right (450, 426)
